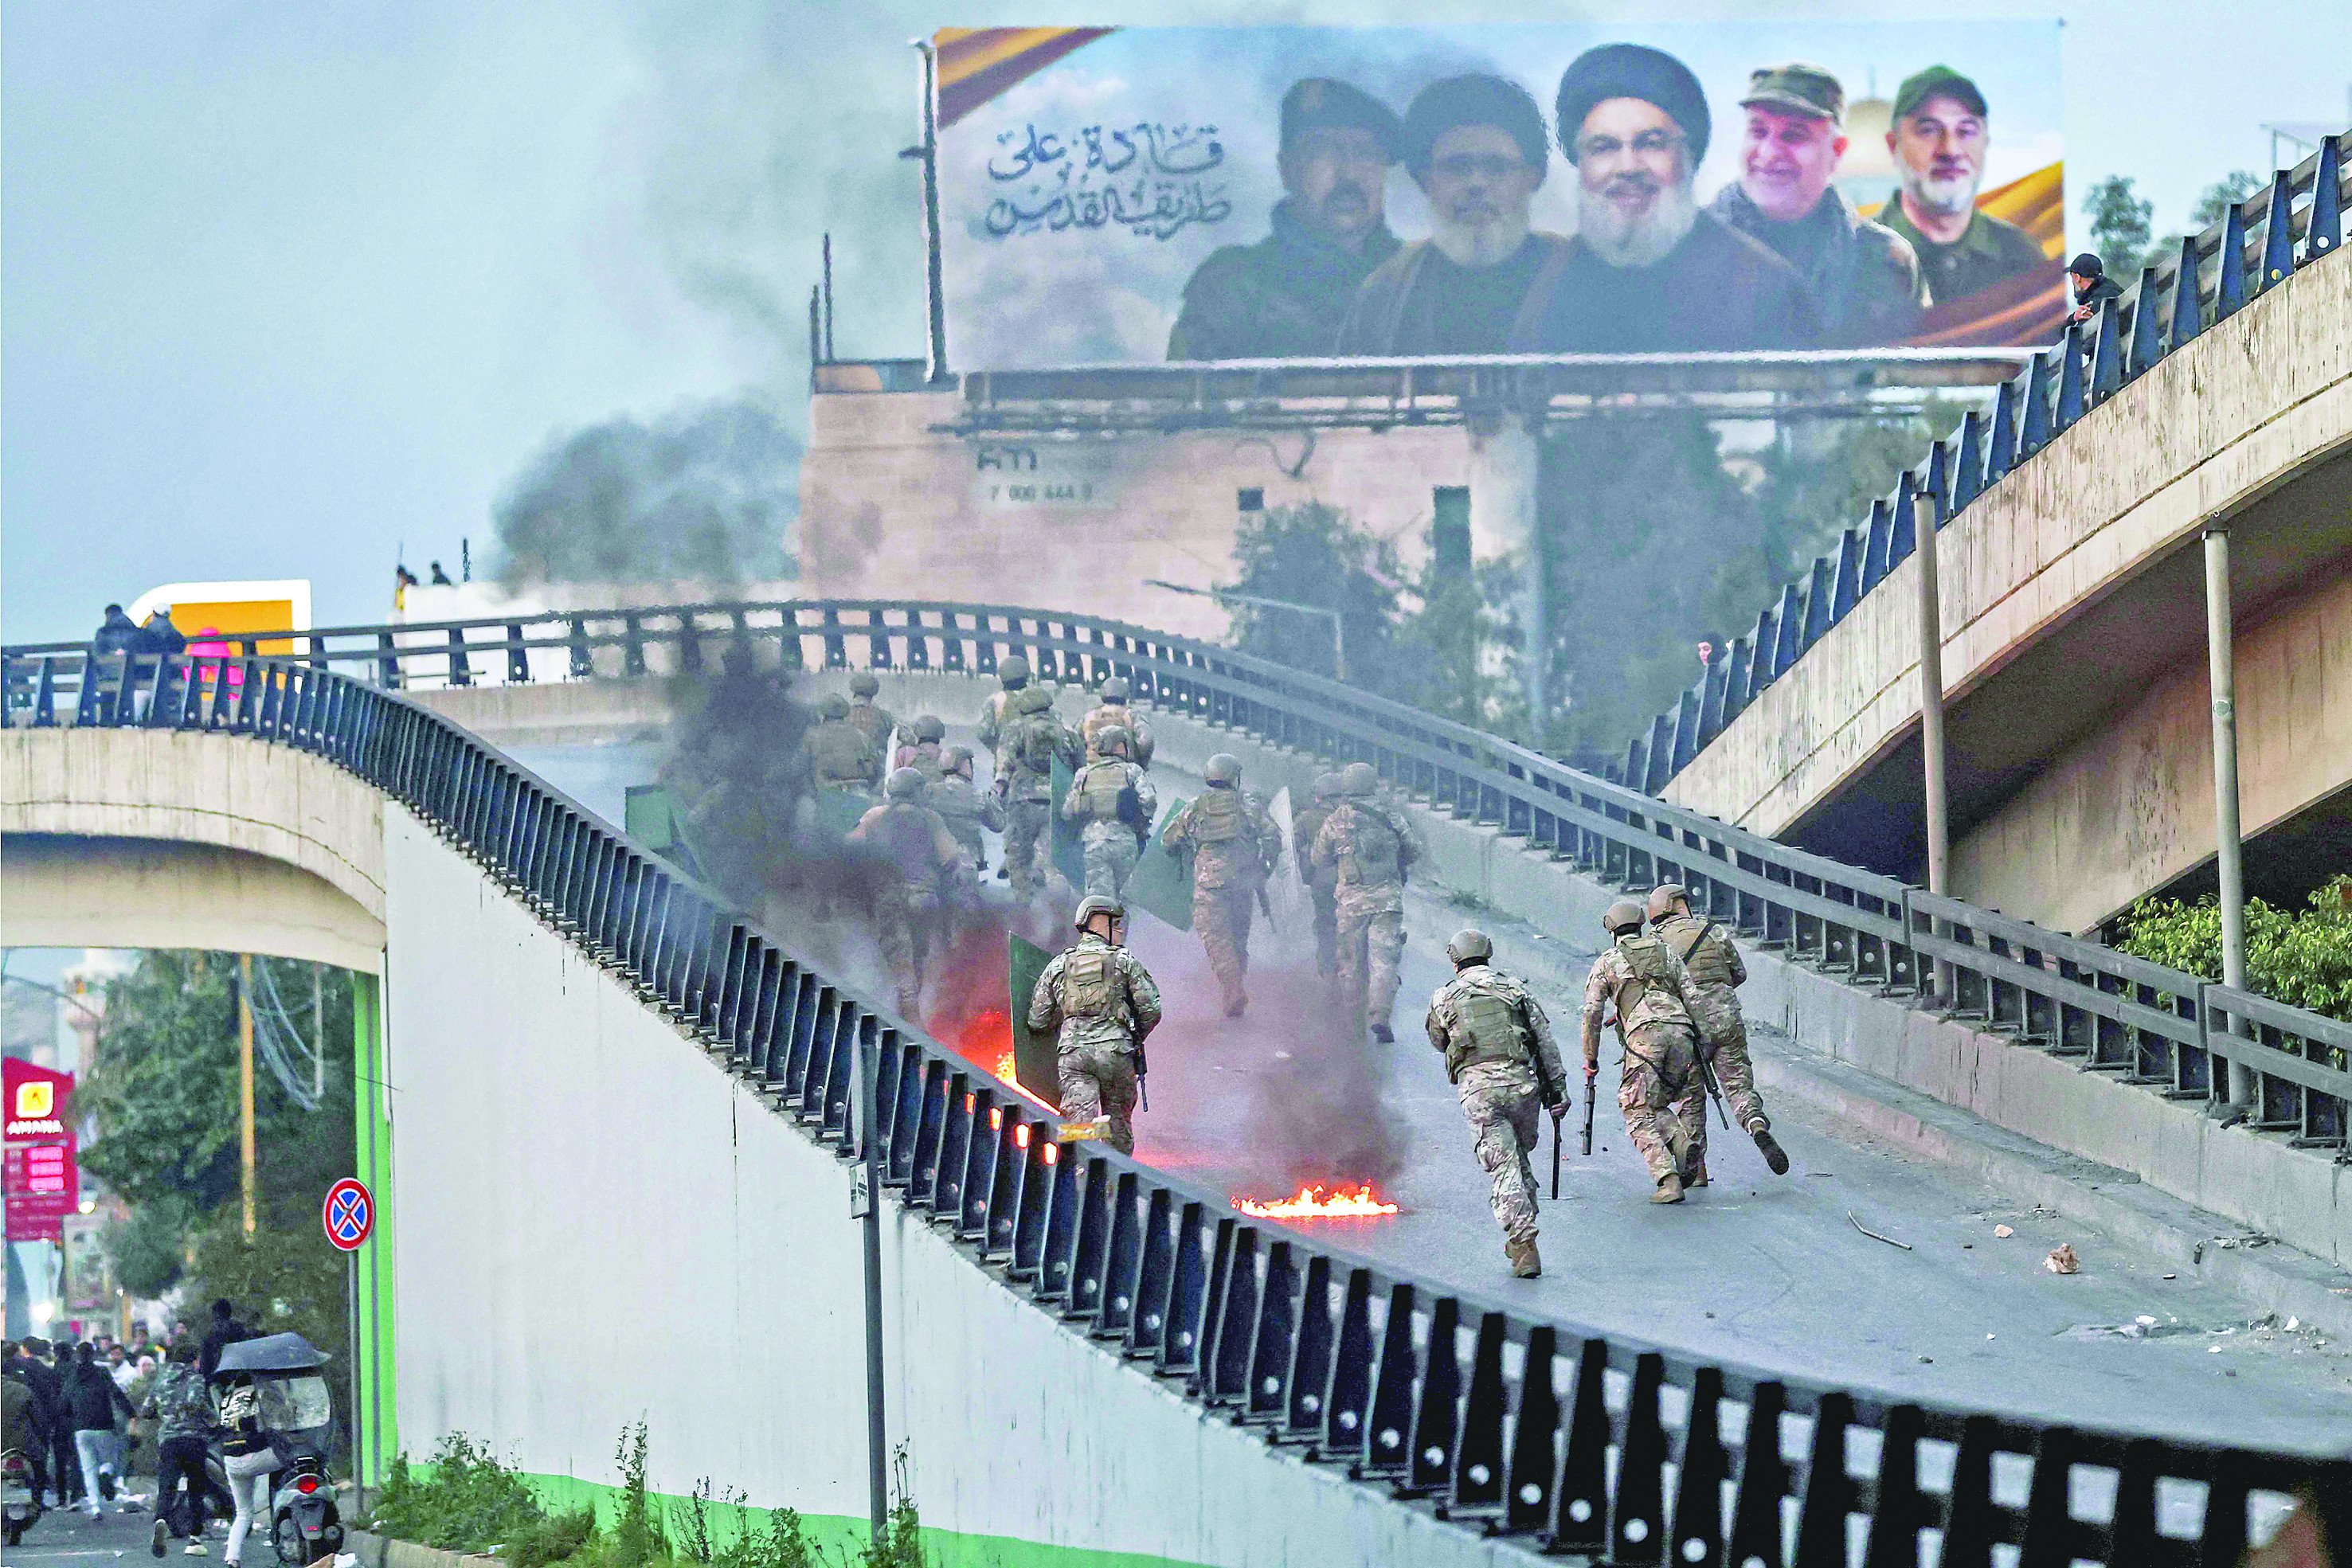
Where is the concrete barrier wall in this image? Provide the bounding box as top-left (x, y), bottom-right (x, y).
top-left (380, 801), bottom-right (1530, 1568)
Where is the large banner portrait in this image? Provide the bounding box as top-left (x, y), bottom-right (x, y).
top-left (936, 22), bottom-right (2064, 366)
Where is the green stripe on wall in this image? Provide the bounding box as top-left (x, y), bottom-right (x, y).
top-left (353, 969), bottom-right (398, 1488)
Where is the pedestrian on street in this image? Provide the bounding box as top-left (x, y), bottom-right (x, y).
top-left (65, 1339), bottom-right (139, 1515)
top-left (1425, 929), bottom-right (1570, 1277)
top-left (1579, 900), bottom-right (1711, 1203)
top-left (45, 1339), bottom-right (84, 1509)
top-left (4, 1337), bottom-right (61, 1504)
top-left (145, 1342), bottom-right (217, 1555)
top-left (199, 1300), bottom-right (252, 1382)
top-left (214, 1373), bottom-right (276, 1568)
top-left (2, 1346), bottom-right (35, 1463)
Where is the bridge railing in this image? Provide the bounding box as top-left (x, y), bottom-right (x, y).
top-left (1626, 131), bottom-right (2350, 794)
top-left (8, 594), bottom-right (2348, 1151)
top-left (11, 641), bottom-right (2346, 1561)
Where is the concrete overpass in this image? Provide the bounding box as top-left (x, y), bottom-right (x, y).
top-left (6, 626), bottom-right (2349, 1566)
top-left (1647, 146), bottom-right (2352, 934)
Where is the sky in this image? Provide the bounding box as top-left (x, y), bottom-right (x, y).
top-left (3, 0), bottom-right (2348, 645)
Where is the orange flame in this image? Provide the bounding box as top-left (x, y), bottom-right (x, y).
top-left (1234, 1184), bottom-right (1400, 1219)
top-left (995, 1050), bottom-right (1019, 1083)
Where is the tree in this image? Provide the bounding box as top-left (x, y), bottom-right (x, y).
top-left (1223, 501), bottom-right (1404, 684)
top-left (2080, 175), bottom-right (2153, 267)
top-left (2115, 876), bottom-right (2352, 1022)
top-left (2191, 170), bottom-right (2266, 229)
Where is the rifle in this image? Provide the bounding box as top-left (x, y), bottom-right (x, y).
top-left (1695, 1044), bottom-right (1731, 1130)
top-left (1255, 880), bottom-right (1274, 925)
top-left (1551, 1112), bottom-right (1561, 1199)
top-left (1580, 1064), bottom-right (1598, 1156)
top-left (1136, 1042), bottom-right (1149, 1113)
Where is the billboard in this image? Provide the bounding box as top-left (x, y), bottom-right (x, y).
top-left (3, 1058), bottom-right (78, 1245)
top-left (937, 23), bottom-right (2064, 366)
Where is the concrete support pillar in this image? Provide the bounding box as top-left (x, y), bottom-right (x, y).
top-left (2204, 525), bottom-right (2255, 1108)
top-left (1467, 415), bottom-right (1546, 737)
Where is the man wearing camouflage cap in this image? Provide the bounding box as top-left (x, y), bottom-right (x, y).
top-left (1080, 675), bottom-right (1154, 768)
top-left (1161, 753), bottom-right (1282, 1018)
top-left (1709, 63), bottom-right (1925, 346)
top-left (1310, 761), bottom-right (1425, 1042)
top-left (1579, 900), bottom-right (1709, 1202)
top-left (843, 671), bottom-right (900, 760)
top-left (1289, 772), bottom-right (1345, 976)
top-left (1426, 928), bottom-right (1569, 1277)
top-left (1647, 884), bottom-right (1789, 1179)
top-left (1168, 77), bottom-right (1403, 360)
top-left (1879, 65), bottom-right (2047, 309)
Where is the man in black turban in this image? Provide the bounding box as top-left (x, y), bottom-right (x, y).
top-left (1524, 43), bottom-right (1818, 352)
top-left (1334, 73), bottom-right (1574, 355)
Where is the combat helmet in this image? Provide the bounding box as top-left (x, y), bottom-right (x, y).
top-left (1098, 727), bottom-right (1131, 758)
top-left (1014, 684), bottom-right (1054, 715)
top-left (1073, 895), bottom-right (1125, 932)
top-left (1446, 928), bottom-right (1493, 967)
top-left (849, 671), bottom-right (880, 698)
top-left (942, 745), bottom-right (974, 775)
top-left (1203, 753), bottom-right (1242, 786)
top-left (1312, 772), bottom-right (1344, 800)
top-left (885, 767), bottom-right (926, 802)
top-left (1099, 675), bottom-right (1130, 702)
top-left (914, 714), bottom-right (945, 742)
top-left (1646, 883), bottom-right (1687, 923)
top-left (1603, 901), bottom-right (1646, 936)
top-left (820, 693), bottom-right (851, 720)
top-left (1340, 761), bottom-right (1380, 797)
top-left (997, 655), bottom-right (1031, 690)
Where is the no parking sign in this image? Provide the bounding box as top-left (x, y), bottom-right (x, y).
top-left (323, 1178), bottom-right (374, 1251)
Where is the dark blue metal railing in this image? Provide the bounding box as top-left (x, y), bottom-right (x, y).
top-left (6, 627), bottom-right (2346, 1562)
top-left (1629, 131), bottom-right (2350, 794)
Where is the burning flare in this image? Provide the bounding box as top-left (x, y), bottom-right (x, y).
top-left (1234, 1184), bottom-right (1400, 1219)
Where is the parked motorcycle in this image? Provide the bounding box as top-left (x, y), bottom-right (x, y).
top-left (2, 1446), bottom-right (44, 1546)
top-left (212, 1335), bottom-right (344, 1566)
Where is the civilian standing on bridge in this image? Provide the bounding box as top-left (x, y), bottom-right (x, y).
top-left (1161, 753), bottom-right (1281, 1019)
top-left (1426, 929), bottom-right (1569, 1278)
top-left (1027, 897), bottom-right (1162, 1154)
top-left (1311, 762), bottom-right (1425, 1042)
top-left (1648, 884), bottom-right (1789, 1179)
top-left (1581, 901), bottom-right (1709, 1203)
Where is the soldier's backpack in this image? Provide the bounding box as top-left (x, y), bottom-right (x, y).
top-left (1334, 801), bottom-right (1403, 885)
top-left (1610, 934), bottom-right (1681, 1028)
top-left (1063, 946), bottom-right (1123, 1022)
top-left (1447, 980), bottom-right (1530, 1076)
top-left (1013, 707), bottom-right (1064, 777)
top-left (1188, 789), bottom-right (1247, 843)
top-left (1074, 760), bottom-right (1129, 822)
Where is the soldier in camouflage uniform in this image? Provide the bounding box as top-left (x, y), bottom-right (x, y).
top-left (847, 768), bottom-right (972, 1017)
top-left (1161, 753), bottom-right (1281, 1017)
top-left (1579, 901), bottom-right (1710, 1202)
top-left (926, 746), bottom-right (1004, 870)
top-left (844, 671), bottom-right (900, 760)
top-left (1426, 929), bottom-right (1569, 1277)
top-left (1061, 727), bottom-right (1156, 901)
top-left (1648, 883), bottom-right (1788, 1178)
top-left (1289, 772), bottom-right (1344, 976)
top-left (1311, 761), bottom-right (1424, 1042)
top-left (1080, 675), bottom-right (1155, 768)
top-left (801, 693), bottom-right (882, 796)
top-left (974, 655), bottom-right (1032, 772)
top-left (894, 714), bottom-right (949, 780)
top-left (1027, 897), bottom-right (1164, 1154)
top-left (994, 682), bottom-right (1081, 899)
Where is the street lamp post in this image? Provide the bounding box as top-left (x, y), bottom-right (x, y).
top-left (1145, 580), bottom-right (1348, 682)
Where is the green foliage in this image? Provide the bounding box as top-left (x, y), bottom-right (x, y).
top-left (512, 1509), bottom-right (602, 1568)
top-left (373, 1434), bottom-right (552, 1555)
top-left (183, 1195), bottom-right (353, 1372)
top-left (104, 1196), bottom-right (193, 1299)
top-left (610, 1422), bottom-right (666, 1568)
top-left (79, 952), bottom-right (243, 1207)
top-left (1223, 500), bottom-right (1403, 683)
top-left (2080, 175), bottom-right (2154, 264)
top-left (2115, 876), bottom-right (2352, 1023)
top-left (2191, 170), bottom-right (2266, 229)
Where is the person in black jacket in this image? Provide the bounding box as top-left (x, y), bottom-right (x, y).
top-left (198, 1300), bottom-right (251, 1382)
top-left (2, 1341), bottom-right (58, 1503)
top-left (65, 1341), bottom-right (139, 1517)
top-left (45, 1340), bottom-right (85, 1508)
top-left (92, 604), bottom-right (141, 657)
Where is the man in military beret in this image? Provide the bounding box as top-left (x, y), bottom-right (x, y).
top-left (1880, 65), bottom-right (2047, 308)
top-left (1709, 63), bottom-right (1926, 346)
top-left (1527, 42), bottom-right (1816, 352)
top-left (1335, 73), bottom-right (1573, 355)
top-left (1167, 78), bottom-right (1403, 360)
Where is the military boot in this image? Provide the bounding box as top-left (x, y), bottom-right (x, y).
top-left (1369, 1022), bottom-right (1394, 1044)
top-left (1682, 1162), bottom-right (1709, 1189)
top-left (1652, 1172), bottom-right (1685, 1204)
top-left (1506, 1238), bottom-right (1542, 1278)
top-left (1748, 1118), bottom-right (1790, 1175)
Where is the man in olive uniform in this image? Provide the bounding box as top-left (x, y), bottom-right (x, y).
top-left (927, 746), bottom-right (1004, 870)
top-left (1162, 753), bottom-right (1281, 1018)
top-left (1879, 66), bottom-right (2048, 311)
top-left (894, 714), bottom-right (949, 779)
top-left (997, 683), bottom-right (1082, 898)
top-left (1027, 897), bottom-right (1164, 1154)
top-left (1167, 77), bottom-right (1403, 359)
top-left (1311, 761), bottom-right (1424, 1042)
top-left (847, 768), bottom-right (972, 1018)
top-left (1581, 901), bottom-right (1712, 1202)
top-left (1426, 929), bottom-right (1570, 1277)
top-left (1079, 676), bottom-right (1155, 768)
top-left (1289, 772), bottom-right (1344, 976)
top-left (975, 654), bottom-right (1035, 776)
top-left (1061, 727), bottom-right (1156, 901)
top-left (844, 671), bottom-right (900, 760)
top-left (1647, 883), bottom-right (1788, 1177)
top-left (802, 693), bottom-right (882, 796)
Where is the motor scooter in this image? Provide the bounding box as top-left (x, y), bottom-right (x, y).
top-left (2, 1446), bottom-right (44, 1546)
top-left (213, 1335), bottom-right (345, 1566)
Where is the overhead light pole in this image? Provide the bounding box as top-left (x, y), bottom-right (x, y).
top-left (1145, 579), bottom-right (1348, 682)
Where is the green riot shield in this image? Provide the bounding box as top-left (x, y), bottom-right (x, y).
top-left (1008, 932), bottom-right (1059, 1109)
top-left (816, 786), bottom-right (871, 840)
top-left (623, 784), bottom-right (707, 880)
top-left (1124, 796), bottom-right (1194, 931)
top-left (1049, 755), bottom-right (1084, 890)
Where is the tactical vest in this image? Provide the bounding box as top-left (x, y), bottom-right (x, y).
top-left (1082, 705), bottom-right (1133, 749)
top-left (810, 721), bottom-right (872, 784)
top-left (1610, 934), bottom-right (1682, 1028)
top-left (1063, 945), bottom-right (1125, 1023)
top-left (1446, 980), bottom-right (1530, 1076)
top-left (1333, 802), bottom-right (1403, 885)
top-left (1293, 805), bottom-right (1333, 875)
top-left (1666, 917), bottom-right (1739, 991)
top-left (1073, 761), bottom-right (1130, 822)
top-left (868, 804), bottom-right (940, 883)
top-left (1188, 788), bottom-right (1248, 843)
top-left (847, 704), bottom-right (892, 749)
top-left (1013, 706), bottom-right (1063, 777)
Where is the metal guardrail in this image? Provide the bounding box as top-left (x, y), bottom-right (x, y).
top-left (1628, 131), bottom-right (2350, 794)
top-left (10, 639), bottom-right (2349, 1562)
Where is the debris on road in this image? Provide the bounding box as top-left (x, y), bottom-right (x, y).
top-left (1848, 1210), bottom-right (1913, 1250)
top-left (1994, 1223), bottom-right (2015, 1238)
top-left (2045, 1244), bottom-right (2080, 1275)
